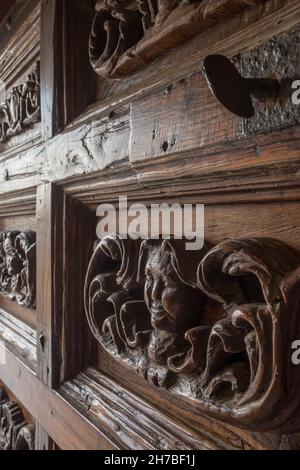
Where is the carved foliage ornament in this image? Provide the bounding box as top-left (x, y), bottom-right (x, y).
top-left (0, 388), bottom-right (35, 450)
top-left (89, 0), bottom-right (264, 79)
top-left (0, 61), bottom-right (40, 144)
top-left (85, 235), bottom-right (300, 432)
top-left (0, 231), bottom-right (36, 309)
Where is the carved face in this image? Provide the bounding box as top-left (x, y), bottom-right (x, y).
top-left (144, 246), bottom-right (203, 333)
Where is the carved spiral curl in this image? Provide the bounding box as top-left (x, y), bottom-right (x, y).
top-left (89, 1), bottom-right (144, 78)
top-left (197, 238), bottom-right (300, 430)
top-left (0, 62), bottom-right (40, 143)
top-left (0, 230), bottom-right (36, 309)
top-left (0, 388), bottom-right (35, 451)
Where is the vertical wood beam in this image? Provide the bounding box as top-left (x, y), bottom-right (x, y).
top-left (35, 422), bottom-right (55, 450)
top-left (40, 0), bottom-right (64, 139)
top-left (40, 0), bottom-right (96, 139)
top-left (36, 183), bottom-right (63, 388)
top-left (60, 196), bottom-right (96, 382)
top-left (61, 0), bottom-right (96, 125)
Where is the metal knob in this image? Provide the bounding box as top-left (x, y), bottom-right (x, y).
top-left (203, 54), bottom-right (280, 118)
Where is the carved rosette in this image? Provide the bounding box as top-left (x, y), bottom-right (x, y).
top-left (85, 235), bottom-right (300, 432)
top-left (0, 388), bottom-right (35, 450)
top-left (0, 231), bottom-right (36, 309)
top-left (89, 1), bottom-right (264, 79)
top-left (0, 61), bottom-right (40, 144)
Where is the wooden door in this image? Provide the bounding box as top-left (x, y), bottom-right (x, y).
top-left (1, 0), bottom-right (300, 451)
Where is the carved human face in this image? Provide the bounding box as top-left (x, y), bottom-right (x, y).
top-left (144, 247), bottom-right (202, 333)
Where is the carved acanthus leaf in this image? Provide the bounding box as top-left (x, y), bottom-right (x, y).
top-left (89, 0), bottom-right (265, 78)
top-left (197, 238), bottom-right (300, 432)
top-left (0, 61), bottom-right (40, 144)
top-left (0, 231), bottom-right (36, 309)
top-left (0, 387), bottom-right (35, 451)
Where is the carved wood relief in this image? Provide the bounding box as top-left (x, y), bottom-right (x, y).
top-left (0, 231), bottom-right (36, 309)
top-left (2, 0), bottom-right (300, 452)
top-left (85, 235), bottom-right (300, 433)
top-left (0, 61), bottom-right (40, 144)
top-left (0, 387), bottom-right (35, 450)
top-left (89, 0), bottom-right (265, 78)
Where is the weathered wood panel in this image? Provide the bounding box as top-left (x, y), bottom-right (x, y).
top-left (1, 0), bottom-right (300, 450)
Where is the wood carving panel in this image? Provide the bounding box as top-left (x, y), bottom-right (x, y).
top-left (85, 235), bottom-right (300, 432)
top-left (0, 231), bottom-right (36, 309)
top-left (0, 61), bottom-right (40, 144)
top-left (89, 0), bottom-right (265, 78)
top-left (0, 387), bottom-right (35, 450)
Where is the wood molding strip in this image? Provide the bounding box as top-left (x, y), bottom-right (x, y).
top-left (0, 308), bottom-right (36, 368)
top-left (0, 346), bottom-right (117, 450)
top-left (61, 368), bottom-right (220, 451)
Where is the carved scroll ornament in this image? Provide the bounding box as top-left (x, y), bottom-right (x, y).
top-left (89, 0), bottom-right (264, 79)
top-left (0, 61), bottom-right (40, 144)
top-left (85, 235), bottom-right (300, 432)
top-left (0, 388), bottom-right (35, 450)
top-left (0, 231), bottom-right (36, 309)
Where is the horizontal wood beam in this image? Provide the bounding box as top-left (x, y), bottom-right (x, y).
top-left (1, 0), bottom-right (300, 198)
top-left (60, 369), bottom-right (227, 450)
